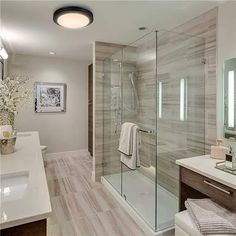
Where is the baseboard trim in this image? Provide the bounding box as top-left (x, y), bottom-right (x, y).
top-left (45, 149), bottom-right (90, 159)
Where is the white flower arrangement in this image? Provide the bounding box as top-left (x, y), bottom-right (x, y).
top-left (0, 75), bottom-right (31, 113)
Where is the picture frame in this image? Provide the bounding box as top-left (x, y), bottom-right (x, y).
top-left (34, 82), bottom-right (66, 113)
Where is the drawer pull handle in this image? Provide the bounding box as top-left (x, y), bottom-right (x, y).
top-left (203, 180), bottom-right (232, 195)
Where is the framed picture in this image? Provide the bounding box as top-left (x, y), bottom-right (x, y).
top-left (34, 82), bottom-right (66, 113)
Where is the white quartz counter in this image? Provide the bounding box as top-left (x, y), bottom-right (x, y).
top-left (176, 155), bottom-right (236, 190)
top-left (0, 132), bottom-right (52, 229)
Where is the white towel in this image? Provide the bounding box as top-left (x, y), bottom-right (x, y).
top-left (118, 123), bottom-right (140, 170)
top-left (118, 122), bottom-right (136, 156)
top-left (185, 198), bottom-right (236, 235)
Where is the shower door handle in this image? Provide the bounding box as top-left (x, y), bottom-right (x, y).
top-left (138, 129), bottom-right (155, 134)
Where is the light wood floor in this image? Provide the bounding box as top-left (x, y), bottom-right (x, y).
top-left (45, 151), bottom-right (146, 236)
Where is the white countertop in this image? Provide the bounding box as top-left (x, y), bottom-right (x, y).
top-left (176, 155), bottom-right (236, 190)
top-left (0, 132), bottom-right (52, 229)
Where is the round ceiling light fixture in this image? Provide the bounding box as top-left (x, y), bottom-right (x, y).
top-left (53, 6), bottom-right (93, 29)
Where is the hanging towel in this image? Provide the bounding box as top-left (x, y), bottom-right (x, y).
top-left (118, 122), bottom-right (136, 156)
top-left (185, 198), bottom-right (236, 235)
top-left (118, 122), bottom-right (140, 170)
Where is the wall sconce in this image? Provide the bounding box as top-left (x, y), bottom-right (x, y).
top-left (158, 81), bottom-right (162, 118)
top-left (180, 78), bottom-right (188, 121)
top-left (228, 70), bottom-right (235, 128)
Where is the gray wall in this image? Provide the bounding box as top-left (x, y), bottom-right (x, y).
top-left (9, 54), bottom-right (89, 153)
top-left (140, 9), bottom-right (217, 197)
top-left (173, 8), bottom-right (218, 153)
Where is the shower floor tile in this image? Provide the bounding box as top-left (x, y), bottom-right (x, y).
top-left (105, 170), bottom-right (178, 230)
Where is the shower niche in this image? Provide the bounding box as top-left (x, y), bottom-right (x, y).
top-left (102, 31), bottom-right (206, 234)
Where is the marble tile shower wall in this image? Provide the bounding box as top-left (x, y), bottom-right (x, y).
top-left (136, 34), bottom-right (206, 196)
top-left (103, 58), bottom-right (123, 176)
top-left (134, 39), bottom-right (157, 170)
top-left (93, 8), bottom-right (217, 185)
top-left (174, 8), bottom-right (218, 152)
top-left (103, 52), bottom-right (139, 176)
top-left (136, 8), bottom-right (217, 196)
top-left (93, 42), bottom-right (124, 181)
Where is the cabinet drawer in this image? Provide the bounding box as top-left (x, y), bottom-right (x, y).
top-left (180, 167), bottom-right (236, 212)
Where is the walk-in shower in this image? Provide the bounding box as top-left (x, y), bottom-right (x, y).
top-left (102, 30), bottom-right (205, 234)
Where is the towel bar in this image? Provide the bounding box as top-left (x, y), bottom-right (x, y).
top-left (203, 180), bottom-right (233, 195)
top-left (138, 129), bottom-right (154, 134)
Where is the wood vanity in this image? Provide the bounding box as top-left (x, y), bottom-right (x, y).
top-left (177, 155), bottom-right (236, 213)
top-left (0, 132), bottom-right (51, 236)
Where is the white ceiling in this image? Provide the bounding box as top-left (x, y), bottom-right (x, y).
top-left (1, 1), bottom-right (221, 61)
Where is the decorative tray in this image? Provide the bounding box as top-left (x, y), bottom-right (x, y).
top-left (215, 161), bottom-right (236, 175)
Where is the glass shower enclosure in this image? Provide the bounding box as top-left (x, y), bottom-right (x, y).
top-left (103, 30), bottom-right (205, 232)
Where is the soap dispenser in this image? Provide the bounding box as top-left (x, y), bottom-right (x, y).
top-left (225, 145), bottom-right (236, 170)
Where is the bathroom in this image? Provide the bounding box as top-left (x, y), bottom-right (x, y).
top-left (0, 1), bottom-right (236, 236)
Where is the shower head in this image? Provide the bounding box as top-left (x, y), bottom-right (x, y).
top-left (128, 72), bottom-right (140, 111)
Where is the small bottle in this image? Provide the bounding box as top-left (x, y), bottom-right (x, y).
top-left (225, 145), bottom-right (236, 170)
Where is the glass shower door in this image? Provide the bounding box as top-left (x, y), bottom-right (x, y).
top-left (103, 51), bottom-right (122, 194)
top-left (156, 30), bottom-right (205, 231)
top-left (121, 32), bottom-right (157, 230)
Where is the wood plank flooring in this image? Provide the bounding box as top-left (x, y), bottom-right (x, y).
top-left (45, 151), bottom-right (146, 236)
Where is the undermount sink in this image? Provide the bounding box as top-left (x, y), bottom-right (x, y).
top-left (0, 171), bottom-right (29, 203)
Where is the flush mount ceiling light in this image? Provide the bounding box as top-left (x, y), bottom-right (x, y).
top-left (49, 51), bottom-right (56, 55)
top-left (53, 6), bottom-right (93, 29)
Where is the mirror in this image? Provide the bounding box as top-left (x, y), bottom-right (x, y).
top-left (224, 58), bottom-right (236, 139)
